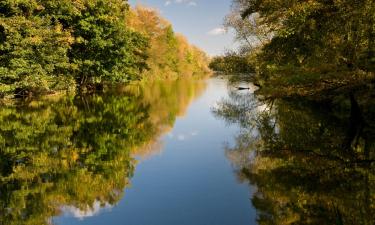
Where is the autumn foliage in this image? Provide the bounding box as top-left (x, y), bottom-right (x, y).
top-left (0, 1), bottom-right (210, 98)
top-left (127, 6), bottom-right (210, 80)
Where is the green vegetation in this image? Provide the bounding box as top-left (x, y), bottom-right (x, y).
top-left (209, 51), bottom-right (255, 74)
top-left (213, 85), bottom-right (375, 224)
top-left (0, 78), bottom-right (206, 225)
top-left (0, 1), bottom-right (210, 98)
top-left (225, 0), bottom-right (375, 97)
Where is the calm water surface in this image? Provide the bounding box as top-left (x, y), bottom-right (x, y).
top-left (1, 77), bottom-right (374, 225)
top-left (53, 77), bottom-right (257, 225)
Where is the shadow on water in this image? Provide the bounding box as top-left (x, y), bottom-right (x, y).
top-left (0, 78), bottom-right (206, 225)
top-left (212, 79), bottom-right (375, 225)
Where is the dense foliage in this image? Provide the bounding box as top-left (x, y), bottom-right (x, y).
top-left (127, 6), bottom-right (210, 80)
top-left (0, 0), bottom-right (149, 96)
top-left (0, 1), bottom-right (209, 98)
top-left (209, 51), bottom-right (255, 74)
top-left (225, 0), bottom-right (375, 96)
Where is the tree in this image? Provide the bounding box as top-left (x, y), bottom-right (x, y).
top-left (224, 4), bottom-right (270, 51)
top-left (209, 51), bottom-right (255, 74)
top-left (229, 0), bottom-right (375, 94)
top-left (45, 0), bottom-right (150, 88)
top-left (127, 6), bottom-right (210, 80)
top-left (0, 0), bottom-right (151, 97)
top-left (0, 0), bottom-right (74, 97)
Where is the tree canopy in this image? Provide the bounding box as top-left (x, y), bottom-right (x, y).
top-left (209, 51), bottom-right (255, 74)
top-left (127, 6), bottom-right (210, 80)
top-left (225, 0), bottom-right (375, 96)
top-left (0, 1), bottom-right (210, 98)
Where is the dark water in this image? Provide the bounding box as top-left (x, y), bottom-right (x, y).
top-left (0, 77), bottom-right (374, 225)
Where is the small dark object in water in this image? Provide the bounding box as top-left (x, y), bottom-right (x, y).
top-left (237, 87), bottom-right (250, 90)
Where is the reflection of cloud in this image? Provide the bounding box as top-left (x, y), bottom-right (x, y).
top-left (61, 201), bottom-right (112, 220)
top-left (168, 131), bottom-right (199, 141)
top-left (207, 27), bottom-right (227, 36)
top-left (191, 131), bottom-right (199, 136)
top-left (177, 134), bottom-right (186, 141)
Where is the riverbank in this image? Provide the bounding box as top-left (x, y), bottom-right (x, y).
top-left (253, 70), bottom-right (375, 100)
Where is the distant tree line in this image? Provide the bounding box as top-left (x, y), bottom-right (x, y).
top-left (127, 6), bottom-right (210, 80)
top-left (209, 51), bottom-right (255, 74)
top-left (0, 0), bottom-right (209, 98)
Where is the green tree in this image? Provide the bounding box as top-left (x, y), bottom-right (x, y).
top-left (64, 0), bottom-right (149, 87)
top-left (0, 0), bottom-right (151, 97)
top-left (230, 0), bottom-right (375, 96)
top-left (0, 0), bottom-right (73, 97)
top-left (209, 51), bottom-right (255, 74)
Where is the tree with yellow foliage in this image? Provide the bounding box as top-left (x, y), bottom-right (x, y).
top-left (128, 6), bottom-right (210, 80)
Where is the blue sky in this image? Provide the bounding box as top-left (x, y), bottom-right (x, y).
top-left (128, 0), bottom-right (236, 56)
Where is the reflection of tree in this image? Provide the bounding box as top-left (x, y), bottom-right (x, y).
top-left (125, 78), bottom-right (207, 158)
top-left (0, 95), bottom-right (144, 225)
top-left (213, 87), bottom-right (375, 224)
top-left (0, 78), bottom-right (206, 224)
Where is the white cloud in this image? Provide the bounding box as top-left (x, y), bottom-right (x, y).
top-left (207, 27), bottom-right (227, 36)
top-left (188, 1), bottom-right (197, 6)
top-left (167, 130), bottom-right (200, 141)
top-left (165, 0), bottom-right (197, 7)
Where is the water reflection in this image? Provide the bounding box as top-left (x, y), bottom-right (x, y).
top-left (213, 82), bottom-right (375, 224)
top-left (0, 78), bottom-right (206, 225)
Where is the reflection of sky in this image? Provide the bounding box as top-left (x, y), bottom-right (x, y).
top-left (53, 78), bottom-right (257, 225)
top-left (129, 0), bottom-right (236, 56)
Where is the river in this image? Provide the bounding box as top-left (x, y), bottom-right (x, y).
top-left (0, 76), bottom-right (373, 225)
